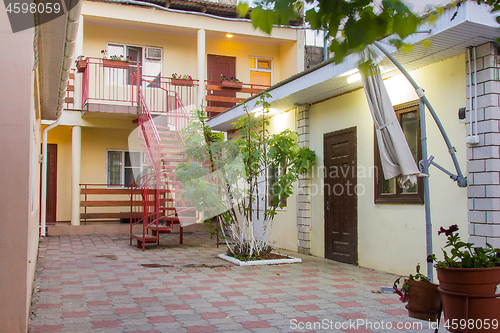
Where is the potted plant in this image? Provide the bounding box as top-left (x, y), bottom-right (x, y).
top-left (433, 225), bottom-right (500, 333)
top-left (174, 94), bottom-right (316, 265)
top-left (171, 73), bottom-right (194, 86)
top-left (75, 55), bottom-right (87, 73)
top-left (394, 264), bottom-right (442, 322)
top-left (101, 50), bottom-right (131, 69)
top-left (220, 75), bottom-right (243, 89)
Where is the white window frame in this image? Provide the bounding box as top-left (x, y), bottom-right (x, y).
top-left (266, 164), bottom-right (287, 211)
top-left (106, 149), bottom-right (146, 187)
top-left (249, 56), bottom-right (273, 85)
top-left (106, 43), bottom-right (163, 85)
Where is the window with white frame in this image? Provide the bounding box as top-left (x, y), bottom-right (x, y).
top-left (267, 165), bottom-right (287, 208)
top-left (250, 56), bottom-right (272, 86)
top-left (107, 150), bottom-right (146, 186)
top-left (106, 43), bottom-right (162, 85)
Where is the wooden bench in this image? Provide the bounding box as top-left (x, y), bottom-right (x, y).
top-left (80, 186), bottom-right (141, 224)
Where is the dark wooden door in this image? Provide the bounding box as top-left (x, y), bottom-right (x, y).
top-left (207, 54), bottom-right (236, 109)
top-left (46, 144), bottom-right (57, 223)
top-left (324, 127), bottom-right (357, 264)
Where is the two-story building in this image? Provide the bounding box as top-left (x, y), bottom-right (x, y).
top-left (43, 0), bottom-right (306, 239)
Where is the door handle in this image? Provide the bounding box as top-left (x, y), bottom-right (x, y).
top-left (326, 201), bottom-right (331, 211)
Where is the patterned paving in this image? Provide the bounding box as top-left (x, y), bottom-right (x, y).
top-left (28, 232), bottom-right (448, 333)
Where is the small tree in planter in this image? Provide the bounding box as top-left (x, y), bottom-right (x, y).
top-left (174, 93), bottom-right (316, 260)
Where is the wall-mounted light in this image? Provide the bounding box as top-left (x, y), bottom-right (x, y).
top-left (226, 33), bottom-right (233, 38)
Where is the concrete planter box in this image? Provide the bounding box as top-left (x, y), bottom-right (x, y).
top-left (218, 253), bottom-right (302, 266)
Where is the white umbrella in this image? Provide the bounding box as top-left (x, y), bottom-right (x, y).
top-left (360, 48), bottom-right (422, 189)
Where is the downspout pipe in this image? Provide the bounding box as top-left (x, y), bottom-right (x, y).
top-left (41, 118), bottom-right (61, 236)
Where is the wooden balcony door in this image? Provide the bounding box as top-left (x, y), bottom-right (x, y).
top-left (207, 55), bottom-right (236, 113)
top-left (46, 144), bottom-right (57, 223)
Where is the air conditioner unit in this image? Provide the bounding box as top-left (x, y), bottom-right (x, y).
top-left (146, 47), bottom-right (162, 60)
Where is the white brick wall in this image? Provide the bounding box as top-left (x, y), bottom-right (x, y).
top-left (296, 104), bottom-right (312, 254)
top-left (467, 42), bottom-right (500, 247)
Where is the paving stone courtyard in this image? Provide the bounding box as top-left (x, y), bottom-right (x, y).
top-left (28, 232), bottom-right (449, 333)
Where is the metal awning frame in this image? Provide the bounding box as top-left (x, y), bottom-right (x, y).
top-left (373, 41), bottom-right (468, 283)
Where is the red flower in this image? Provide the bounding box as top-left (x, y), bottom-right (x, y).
top-left (438, 224), bottom-right (459, 237)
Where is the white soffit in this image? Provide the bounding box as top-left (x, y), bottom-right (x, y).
top-left (208, 1), bottom-right (500, 131)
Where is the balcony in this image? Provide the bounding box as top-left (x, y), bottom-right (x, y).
top-left (205, 80), bottom-right (268, 117)
top-left (78, 57), bottom-right (198, 119)
top-left (73, 58), bottom-right (267, 119)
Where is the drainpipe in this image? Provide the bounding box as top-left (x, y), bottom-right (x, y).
top-left (41, 118), bottom-right (61, 236)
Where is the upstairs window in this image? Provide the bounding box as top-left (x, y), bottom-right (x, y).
top-left (106, 43), bottom-right (162, 85)
top-left (250, 57), bottom-right (272, 86)
top-left (374, 101), bottom-right (423, 204)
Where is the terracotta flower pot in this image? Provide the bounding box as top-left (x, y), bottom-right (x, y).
top-left (102, 59), bottom-right (129, 69)
top-left (405, 279), bottom-right (442, 322)
top-left (437, 266), bottom-right (500, 333)
top-left (220, 80), bottom-right (243, 89)
top-left (76, 60), bottom-right (87, 73)
top-left (171, 78), bottom-right (194, 86)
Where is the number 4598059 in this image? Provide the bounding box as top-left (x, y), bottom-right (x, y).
top-left (5, 2), bottom-right (61, 14)
top-left (444, 319), bottom-right (499, 330)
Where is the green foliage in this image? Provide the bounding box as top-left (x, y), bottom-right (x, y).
top-left (395, 263), bottom-right (430, 295)
top-left (239, 0), bottom-right (500, 64)
top-left (432, 225), bottom-right (500, 269)
top-left (174, 94), bottom-right (316, 245)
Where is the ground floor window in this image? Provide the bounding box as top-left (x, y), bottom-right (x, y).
top-left (107, 150), bottom-right (145, 186)
top-left (374, 100), bottom-right (423, 204)
top-left (267, 165), bottom-right (287, 208)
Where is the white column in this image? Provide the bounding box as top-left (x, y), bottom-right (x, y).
top-left (197, 29), bottom-right (206, 109)
top-left (71, 126), bottom-right (81, 226)
top-left (296, 29), bottom-right (305, 73)
top-left (74, 15), bottom-right (84, 109)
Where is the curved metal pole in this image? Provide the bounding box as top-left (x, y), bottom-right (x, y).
top-left (373, 41), bottom-right (467, 187)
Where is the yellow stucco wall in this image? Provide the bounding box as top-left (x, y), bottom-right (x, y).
top-left (267, 109), bottom-right (299, 252)
top-left (44, 124), bottom-right (142, 222)
top-left (308, 54), bottom-right (468, 276)
top-left (83, 23), bottom-right (296, 86)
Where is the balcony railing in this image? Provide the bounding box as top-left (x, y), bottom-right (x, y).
top-left (81, 57), bottom-right (142, 109)
top-left (79, 58), bottom-right (198, 119)
top-left (205, 80), bottom-right (268, 117)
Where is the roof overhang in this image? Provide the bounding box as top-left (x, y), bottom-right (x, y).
top-left (208, 1), bottom-right (500, 131)
top-left (38, 0), bottom-right (82, 120)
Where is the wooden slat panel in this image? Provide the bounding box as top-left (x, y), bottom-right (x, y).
top-left (81, 200), bottom-right (143, 207)
top-left (65, 97), bottom-right (74, 104)
top-left (206, 84), bottom-right (265, 94)
top-left (81, 188), bottom-right (132, 195)
top-left (67, 85), bottom-right (74, 91)
top-left (205, 106), bottom-right (227, 113)
top-left (206, 95), bottom-right (244, 103)
top-left (81, 212), bottom-right (141, 219)
top-left (69, 73), bottom-right (75, 79)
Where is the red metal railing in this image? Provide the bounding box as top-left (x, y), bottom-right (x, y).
top-left (81, 57), bottom-right (141, 109)
top-left (142, 75), bottom-right (198, 115)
